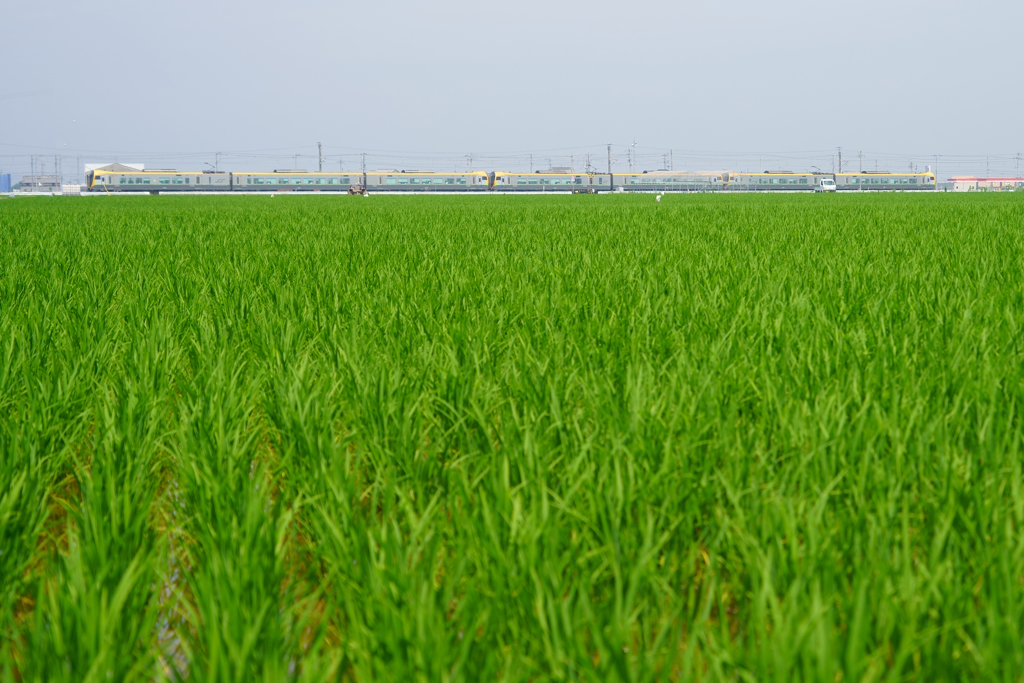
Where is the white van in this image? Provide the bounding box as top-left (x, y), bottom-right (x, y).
top-left (816, 177), bottom-right (837, 193)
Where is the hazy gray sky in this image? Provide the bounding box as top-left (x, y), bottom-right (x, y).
top-left (2, 0), bottom-right (1022, 177)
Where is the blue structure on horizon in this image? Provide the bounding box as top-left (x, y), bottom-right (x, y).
top-left (0, 174), bottom-right (11, 193)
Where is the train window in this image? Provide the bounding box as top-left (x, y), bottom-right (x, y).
top-left (910, 178), bottom-right (917, 184)
top-left (528, 179), bottom-right (538, 185)
top-left (159, 178), bottom-right (170, 184)
top-left (456, 178), bottom-right (466, 185)
top-left (799, 178), bottom-right (808, 184)
top-left (398, 178), bottom-right (408, 184)
top-left (386, 179), bottom-right (397, 184)
top-left (598, 177), bottom-right (604, 184)
top-left (410, 178), bottom-right (420, 184)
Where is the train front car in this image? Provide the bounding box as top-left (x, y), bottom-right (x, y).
top-left (495, 172), bottom-right (608, 192)
top-left (838, 171), bottom-right (936, 190)
top-left (614, 171), bottom-right (726, 192)
top-left (86, 170), bottom-right (229, 192)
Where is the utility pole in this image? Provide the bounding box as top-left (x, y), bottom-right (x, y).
top-left (361, 152), bottom-right (366, 174)
top-left (318, 142), bottom-right (323, 172)
top-left (570, 154), bottom-right (574, 172)
top-left (670, 149), bottom-right (673, 171)
top-left (607, 144), bottom-right (612, 174)
top-left (530, 154), bottom-right (533, 172)
top-left (837, 147), bottom-right (842, 174)
top-left (631, 139), bottom-right (637, 172)
top-left (1016, 152), bottom-right (1020, 176)
top-left (467, 153), bottom-right (473, 172)
top-left (986, 156), bottom-right (989, 178)
top-left (859, 150), bottom-right (863, 173)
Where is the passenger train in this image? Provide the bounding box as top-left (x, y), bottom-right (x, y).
top-left (85, 168), bottom-right (937, 193)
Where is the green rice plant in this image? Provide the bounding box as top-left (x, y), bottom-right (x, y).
top-left (2, 193), bottom-right (1024, 681)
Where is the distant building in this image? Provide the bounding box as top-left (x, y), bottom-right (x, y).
top-left (84, 163), bottom-right (145, 173)
top-left (0, 173), bottom-right (10, 193)
top-left (949, 177), bottom-right (1024, 192)
top-left (20, 174), bottom-right (62, 192)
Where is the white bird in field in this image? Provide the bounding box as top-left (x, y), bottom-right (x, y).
top-left (656, 194), bottom-right (661, 204)
top-left (270, 194), bottom-right (274, 198)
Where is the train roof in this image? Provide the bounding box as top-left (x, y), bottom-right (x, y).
top-left (233, 170), bottom-right (487, 175)
top-left (834, 171), bottom-right (934, 176)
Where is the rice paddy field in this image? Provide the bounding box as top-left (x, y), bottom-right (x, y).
top-left (2, 192), bottom-right (1024, 682)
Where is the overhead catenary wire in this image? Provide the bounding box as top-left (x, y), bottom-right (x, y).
top-left (2, 143), bottom-right (1021, 181)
